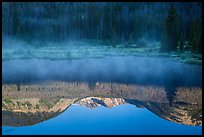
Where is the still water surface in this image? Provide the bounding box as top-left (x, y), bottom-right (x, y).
top-left (2, 57), bottom-right (202, 135)
top-left (2, 104), bottom-right (202, 135)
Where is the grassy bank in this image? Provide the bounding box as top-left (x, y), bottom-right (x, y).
top-left (2, 40), bottom-right (202, 65)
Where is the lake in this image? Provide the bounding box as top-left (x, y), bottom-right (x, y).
top-left (2, 104), bottom-right (202, 135)
top-left (2, 57), bottom-right (202, 135)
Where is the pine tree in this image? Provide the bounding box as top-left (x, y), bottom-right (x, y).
top-left (179, 32), bottom-right (184, 52)
top-left (13, 2), bottom-right (19, 36)
top-left (161, 5), bottom-right (182, 52)
top-left (199, 34), bottom-right (202, 53)
top-left (188, 18), bottom-right (202, 53)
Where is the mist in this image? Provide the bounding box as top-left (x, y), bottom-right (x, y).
top-left (2, 2), bottom-right (202, 87)
top-left (2, 56), bottom-right (202, 87)
top-left (2, 2), bottom-right (202, 135)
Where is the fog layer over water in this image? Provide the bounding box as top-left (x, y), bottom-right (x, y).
top-left (2, 57), bottom-right (202, 87)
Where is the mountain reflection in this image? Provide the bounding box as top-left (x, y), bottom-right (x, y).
top-left (2, 81), bottom-right (202, 127)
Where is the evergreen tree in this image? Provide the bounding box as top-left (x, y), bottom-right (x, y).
top-left (13, 2), bottom-right (19, 36)
top-left (188, 18), bottom-right (202, 53)
top-left (199, 34), bottom-right (202, 53)
top-left (2, 2), bottom-right (201, 45)
top-left (179, 32), bottom-right (184, 52)
top-left (161, 5), bottom-right (182, 52)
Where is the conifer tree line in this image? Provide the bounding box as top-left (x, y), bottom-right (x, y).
top-left (2, 2), bottom-right (202, 53)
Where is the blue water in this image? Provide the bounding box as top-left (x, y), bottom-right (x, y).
top-left (2, 104), bottom-right (202, 135)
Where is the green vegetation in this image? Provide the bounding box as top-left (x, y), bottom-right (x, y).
top-left (16, 101), bottom-right (21, 106)
top-left (161, 5), bottom-right (202, 54)
top-left (4, 98), bottom-right (13, 104)
top-left (188, 18), bottom-right (202, 53)
top-left (3, 3), bottom-right (201, 53)
top-left (39, 99), bottom-right (53, 109)
top-left (2, 41), bottom-right (202, 65)
top-left (35, 104), bottom-right (40, 109)
top-left (161, 5), bottom-right (182, 52)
